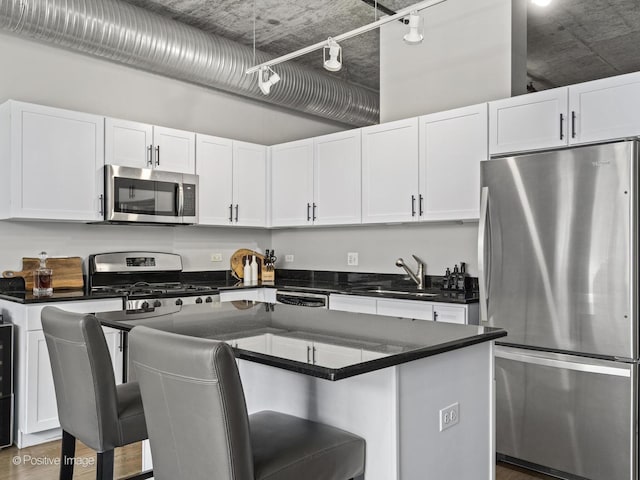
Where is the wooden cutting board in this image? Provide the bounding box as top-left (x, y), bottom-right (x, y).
top-left (2, 257), bottom-right (84, 291)
top-left (230, 249), bottom-right (264, 280)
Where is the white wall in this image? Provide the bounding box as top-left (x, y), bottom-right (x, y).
top-left (379, 0), bottom-right (526, 122)
top-left (271, 222), bottom-right (479, 276)
top-left (0, 32), bottom-right (340, 273)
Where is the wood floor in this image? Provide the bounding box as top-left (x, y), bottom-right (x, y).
top-left (0, 439), bottom-right (556, 479)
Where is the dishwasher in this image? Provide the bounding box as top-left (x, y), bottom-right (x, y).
top-left (275, 290), bottom-right (329, 308)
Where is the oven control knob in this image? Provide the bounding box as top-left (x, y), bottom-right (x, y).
top-left (153, 300), bottom-right (162, 308)
top-left (195, 297), bottom-right (203, 304)
top-left (175, 298), bottom-right (183, 306)
top-left (205, 296), bottom-right (213, 303)
top-left (141, 301), bottom-right (149, 309)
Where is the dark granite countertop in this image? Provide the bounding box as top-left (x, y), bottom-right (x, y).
top-left (97, 301), bottom-right (504, 381)
top-left (0, 269), bottom-right (479, 305)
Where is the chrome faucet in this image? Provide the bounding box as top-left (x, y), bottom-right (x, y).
top-left (396, 255), bottom-right (426, 290)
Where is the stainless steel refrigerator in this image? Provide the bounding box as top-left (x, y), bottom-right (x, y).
top-left (480, 140), bottom-right (638, 480)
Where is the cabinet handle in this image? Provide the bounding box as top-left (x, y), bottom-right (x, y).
top-left (419, 194), bottom-right (424, 216)
top-left (411, 195), bottom-right (416, 217)
top-left (433, 311), bottom-right (438, 322)
top-left (147, 145), bottom-right (153, 166)
top-left (312, 346), bottom-right (316, 364)
top-left (228, 204), bottom-right (233, 223)
top-left (571, 111), bottom-right (576, 138)
top-left (98, 194), bottom-right (104, 216)
top-left (307, 203), bottom-right (311, 221)
top-left (307, 345), bottom-right (311, 363)
top-left (235, 204), bottom-right (239, 222)
top-left (560, 113), bottom-right (564, 140)
top-left (155, 146), bottom-right (160, 166)
top-left (312, 203), bottom-right (317, 221)
top-left (118, 331), bottom-right (124, 352)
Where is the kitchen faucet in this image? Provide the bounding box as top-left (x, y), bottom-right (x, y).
top-left (395, 255), bottom-right (426, 290)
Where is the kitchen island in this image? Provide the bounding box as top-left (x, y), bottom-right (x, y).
top-left (99, 301), bottom-right (505, 480)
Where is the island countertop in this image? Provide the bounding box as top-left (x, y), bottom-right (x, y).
top-left (97, 301), bottom-right (505, 380)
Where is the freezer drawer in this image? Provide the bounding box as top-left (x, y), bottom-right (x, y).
top-left (495, 346), bottom-right (637, 480)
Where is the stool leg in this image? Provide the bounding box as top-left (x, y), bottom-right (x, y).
top-left (96, 449), bottom-right (114, 480)
top-left (59, 430), bottom-right (76, 480)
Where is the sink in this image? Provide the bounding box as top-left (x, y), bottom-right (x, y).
top-left (355, 287), bottom-right (439, 297)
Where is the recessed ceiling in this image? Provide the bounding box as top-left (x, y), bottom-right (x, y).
top-left (121, 0), bottom-right (640, 95)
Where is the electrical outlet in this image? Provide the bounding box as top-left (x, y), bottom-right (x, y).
top-left (439, 402), bottom-right (459, 432)
top-left (210, 253), bottom-right (223, 262)
top-left (347, 252), bottom-right (359, 266)
top-left (285, 254), bottom-right (294, 263)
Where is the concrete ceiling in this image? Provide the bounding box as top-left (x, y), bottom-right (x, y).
top-left (120, 0), bottom-right (640, 94)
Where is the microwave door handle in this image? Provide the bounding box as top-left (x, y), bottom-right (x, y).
top-left (176, 184), bottom-right (184, 217)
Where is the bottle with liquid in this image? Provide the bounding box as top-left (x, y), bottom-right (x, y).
top-left (250, 255), bottom-right (258, 285)
top-left (443, 267), bottom-right (451, 290)
top-left (33, 251), bottom-right (53, 296)
top-left (457, 262), bottom-right (467, 291)
top-left (452, 265), bottom-right (459, 291)
top-left (243, 256), bottom-right (252, 285)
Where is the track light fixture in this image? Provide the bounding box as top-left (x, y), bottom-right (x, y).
top-left (258, 66), bottom-right (280, 95)
top-left (323, 38), bottom-right (342, 72)
top-left (246, 0), bottom-right (446, 81)
top-left (403, 11), bottom-right (423, 45)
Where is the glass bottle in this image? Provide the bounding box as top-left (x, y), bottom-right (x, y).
top-left (33, 251), bottom-right (53, 296)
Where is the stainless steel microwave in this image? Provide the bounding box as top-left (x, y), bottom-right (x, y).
top-left (104, 165), bottom-right (198, 225)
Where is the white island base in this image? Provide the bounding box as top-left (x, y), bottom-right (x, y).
top-left (142, 341), bottom-right (495, 480)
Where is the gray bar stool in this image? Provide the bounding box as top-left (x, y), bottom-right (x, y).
top-left (129, 325), bottom-right (366, 480)
top-left (41, 306), bottom-right (151, 480)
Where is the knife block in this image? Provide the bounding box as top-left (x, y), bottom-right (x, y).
top-left (261, 259), bottom-right (275, 284)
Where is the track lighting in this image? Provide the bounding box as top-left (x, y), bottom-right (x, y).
top-left (323, 38), bottom-right (342, 72)
top-left (403, 12), bottom-right (423, 45)
top-left (258, 66), bottom-right (280, 95)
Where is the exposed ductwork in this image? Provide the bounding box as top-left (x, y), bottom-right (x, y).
top-left (0, 0), bottom-right (380, 126)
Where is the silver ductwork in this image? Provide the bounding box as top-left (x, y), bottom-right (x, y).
top-left (0, 0), bottom-right (379, 126)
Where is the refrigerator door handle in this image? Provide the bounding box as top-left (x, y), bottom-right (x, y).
top-left (478, 186), bottom-right (489, 322)
top-left (495, 348), bottom-right (632, 377)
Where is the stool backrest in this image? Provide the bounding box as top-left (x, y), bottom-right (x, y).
top-left (129, 326), bottom-right (254, 480)
top-left (41, 306), bottom-right (119, 451)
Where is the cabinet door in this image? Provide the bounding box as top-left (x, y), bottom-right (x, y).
top-left (329, 294), bottom-right (377, 314)
top-left (25, 330), bottom-right (58, 433)
top-left (419, 104), bottom-right (486, 221)
top-left (433, 305), bottom-right (467, 325)
top-left (270, 336), bottom-right (310, 363)
top-left (196, 134), bottom-right (234, 225)
top-left (376, 298), bottom-right (434, 321)
top-left (570, 71), bottom-right (640, 145)
top-left (10, 102), bottom-right (104, 221)
top-left (362, 118), bottom-right (420, 223)
top-left (271, 139), bottom-right (313, 227)
top-left (233, 141), bottom-right (267, 227)
top-left (153, 126), bottom-right (196, 174)
top-left (312, 342), bottom-right (362, 368)
top-left (102, 327), bottom-right (124, 384)
top-left (314, 129), bottom-right (362, 225)
top-left (489, 88), bottom-right (569, 155)
top-left (105, 118), bottom-right (153, 168)
top-left (233, 335), bottom-right (268, 355)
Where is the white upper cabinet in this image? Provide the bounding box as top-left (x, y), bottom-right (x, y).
top-left (361, 118), bottom-right (420, 224)
top-left (313, 129), bottom-right (362, 226)
top-left (569, 71), bottom-right (640, 145)
top-left (232, 141), bottom-right (267, 227)
top-left (488, 88), bottom-right (569, 155)
top-left (418, 103), bottom-right (487, 221)
top-left (105, 118), bottom-right (195, 174)
top-left (196, 134), bottom-right (234, 225)
top-left (271, 139), bottom-right (314, 227)
top-left (0, 101), bottom-right (104, 222)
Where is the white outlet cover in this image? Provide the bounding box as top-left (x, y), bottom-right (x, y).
top-left (439, 402), bottom-right (459, 432)
top-left (285, 254), bottom-right (294, 263)
top-left (211, 253), bottom-right (223, 262)
top-left (347, 252), bottom-right (359, 266)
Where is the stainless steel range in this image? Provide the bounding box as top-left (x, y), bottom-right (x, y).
top-left (89, 251), bottom-right (219, 310)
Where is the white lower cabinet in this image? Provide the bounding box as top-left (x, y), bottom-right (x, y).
top-left (227, 335), bottom-right (270, 355)
top-left (1, 298), bottom-right (124, 447)
top-left (270, 335), bottom-right (311, 363)
top-left (329, 294), bottom-right (476, 325)
top-left (219, 288), bottom-right (265, 303)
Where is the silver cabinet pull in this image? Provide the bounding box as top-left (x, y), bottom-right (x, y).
top-left (312, 346), bottom-right (316, 364)
top-left (155, 145), bottom-right (160, 166)
top-left (147, 145), bottom-right (153, 166)
top-left (98, 194), bottom-right (104, 216)
top-left (560, 113), bottom-right (565, 140)
top-left (228, 204), bottom-right (233, 223)
top-left (235, 204), bottom-right (239, 222)
top-left (307, 345), bottom-right (311, 363)
top-left (307, 203), bottom-right (311, 221)
top-left (433, 311), bottom-right (438, 321)
top-left (571, 110), bottom-right (577, 138)
top-left (312, 203), bottom-right (317, 221)
top-left (411, 195), bottom-right (416, 217)
top-left (419, 194), bottom-right (424, 216)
